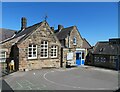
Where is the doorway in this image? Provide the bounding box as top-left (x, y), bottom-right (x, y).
top-left (10, 44), bottom-right (19, 71)
top-left (76, 52), bottom-right (81, 65)
top-left (76, 51), bottom-right (85, 66)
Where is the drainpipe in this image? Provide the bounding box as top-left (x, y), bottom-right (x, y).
top-left (68, 31), bottom-right (70, 51)
top-left (61, 47), bottom-right (63, 68)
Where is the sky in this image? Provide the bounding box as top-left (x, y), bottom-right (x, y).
top-left (1, 2), bottom-right (118, 46)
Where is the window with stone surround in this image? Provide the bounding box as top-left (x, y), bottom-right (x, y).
top-left (0, 51), bottom-right (6, 62)
top-left (40, 41), bottom-right (48, 58)
top-left (28, 44), bottom-right (37, 59)
top-left (51, 45), bottom-right (57, 58)
top-left (110, 56), bottom-right (117, 64)
top-left (94, 56), bottom-right (99, 62)
top-left (73, 36), bottom-right (76, 45)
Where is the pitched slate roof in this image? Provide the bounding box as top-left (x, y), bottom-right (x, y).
top-left (82, 38), bottom-right (91, 49)
top-left (55, 26), bottom-right (91, 49)
top-left (14, 22), bottom-right (42, 38)
top-left (55, 26), bottom-right (74, 40)
top-left (93, 41), bottom-right (120, 55)
top-left (1, 21), bottom-right (43, 43)
top-left (0, 28), bottom-right (16, 42)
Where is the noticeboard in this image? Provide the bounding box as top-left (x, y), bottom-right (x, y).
top-left (67, 52), bottom-right (73, 61)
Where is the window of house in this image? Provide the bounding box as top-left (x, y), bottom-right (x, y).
top-left (40, 41), bottom-right (48, 58)
top-left (100, 57), bottom-right (106, 62)
top-left (110, 56), bottom-right (116, 64)
top-left (0, 51), bottom-right (6, 62)
top-left (28, 44), bottom-right (37, 59)
top-left (51, 46), bottom-right (57, 58)
top-left (99, 48), bottom-right (104, 52)
top-left (73, 37), bottom-right (76, 45)
top-left (94, 57), bottom-right (97, 62)
top-left (0, 51), bottom-right (6, 59)
top-left (103, 57), bottom-right (106, 62)
top-left (97, 57), bottom-right (100, 62)
top-left (94, 56), bottom-right (99, 62)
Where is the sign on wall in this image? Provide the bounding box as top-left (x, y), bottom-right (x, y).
top-left (67, 52), bottom-right (73, 60)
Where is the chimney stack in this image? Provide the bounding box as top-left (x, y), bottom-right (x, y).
top-left (58, 25), bottom-right (64, 31)
top-left (50, 27), bottom-right (54, 32)
top-left (21, 17), bottom-right (27, 30)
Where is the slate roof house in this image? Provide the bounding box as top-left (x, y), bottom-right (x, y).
top-left (0, 28), bottom-right (16, 63)
top-left (0, 28), bottom-right (16, 42)
top-left (1, 17), bottom-right (61, 71)
top-left (85, 38), bottom-right (120, 70)
top-left (55, 25), bottom-right (91, 67)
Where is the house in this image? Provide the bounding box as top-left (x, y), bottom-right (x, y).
top-left (0, 28), bottom-right (16, 62)
top-left (85, 38), bottom-right (120, 70)
top-left (0, 28), bottom-right (16, 42)
top-left (1, 17), bottom-right (61, 71)
top-left (55, 25), bottom-right (91, 67)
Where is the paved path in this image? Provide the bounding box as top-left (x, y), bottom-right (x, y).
top-left (0, 79), bottom-right (13, 91)
top-left (1, 66), bottom-right (119, 91)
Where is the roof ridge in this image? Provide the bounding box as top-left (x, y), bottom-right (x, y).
top-left (15, 21), bottom-right (43, 38)
top-left (0, 28), bottom-right (17, 31)
top-left (83, 38), bottom-right (91, 47)
top-left (93, 41), bottom-right (118, 55)
top-left (10, 22), bottom-right (42, 36)
top-left (98, 41), bottom-right (109, 43)
top-left (22, 21), bottom-right (43, 30)
top-left (62, 26), bottom-right (74, 30)
top-left (55, 26), bottom-right (74, 31)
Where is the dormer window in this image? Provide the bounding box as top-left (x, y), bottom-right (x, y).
top-left (99, 48), bottom-right (104, 52)
top-left (73, 37), bottom-right (76, 45)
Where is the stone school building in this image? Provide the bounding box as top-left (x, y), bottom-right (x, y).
top-left (1, 18), bottom-right (61, 71)
top-left (55, 25), bottom-right (91, 67)
top-left (0, 17), bottom-right (91, 71)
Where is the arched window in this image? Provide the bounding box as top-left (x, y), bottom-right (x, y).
top-left (73, 37), bottom-right (76, 45)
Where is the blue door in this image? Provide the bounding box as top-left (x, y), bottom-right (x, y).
top-left (81, 60), bottom-right (85, 65)
top-left (76, 52), bottom-right (81, 65)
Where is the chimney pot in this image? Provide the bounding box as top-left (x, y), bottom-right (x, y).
top-left (58, 25), bottom-right (64, 31)
top-left (21, 17), bottom-right (27, 30)
top-left (50, 27), bottom-right (54, 31)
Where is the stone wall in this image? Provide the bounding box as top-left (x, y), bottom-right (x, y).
top-left (1, 38), bottom-right (19, 60)
top-left (62, 48), bottom-right (77, 67)
top-left (65, 26), bottom-right (83, 49)
top-left (2, 22), bottom-right (61, 71)
top-left (18, 23), bottom-right (61, 70)
top-left (62, 26), bottom-right (84, 67)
